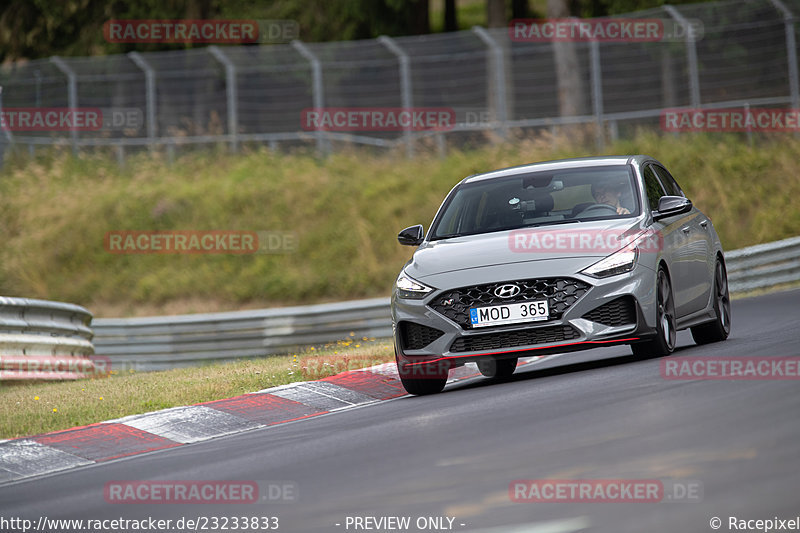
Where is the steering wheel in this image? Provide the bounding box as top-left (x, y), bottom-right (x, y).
top-left (577, 203), bottom-right (619, 217)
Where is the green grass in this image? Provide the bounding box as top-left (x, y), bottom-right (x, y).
top-left (1, 132), bottom-right (799, 318)
top-left (0, 338), bottom-right (395, 439)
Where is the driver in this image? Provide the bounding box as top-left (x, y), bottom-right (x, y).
top-left (591, 183), bottom-right (631, 215)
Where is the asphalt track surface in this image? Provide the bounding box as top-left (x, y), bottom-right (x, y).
top-left (1, 289), bottom-right (798, 533)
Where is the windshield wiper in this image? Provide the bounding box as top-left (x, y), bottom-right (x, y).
top-left (523, 218), bottom-right (584, 228)
top-left (432, 218), bottom-right (587, 239)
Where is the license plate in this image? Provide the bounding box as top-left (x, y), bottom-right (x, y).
top-left (469, 299), bottom-right (549, 328)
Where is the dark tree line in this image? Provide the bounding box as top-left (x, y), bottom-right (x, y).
top-left (0, 0), bottom-right (706, 61)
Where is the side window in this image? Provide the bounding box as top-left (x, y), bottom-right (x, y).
top-left (653, 165), bottom-right (685, 197)
top-left (642, 165), bottom-right (665, 212)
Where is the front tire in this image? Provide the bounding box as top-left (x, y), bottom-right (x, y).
top-left (691, 258), bottom-right (731, 345)
top-left (631, 268), bottom-right (676, 357)
top-left (477, 357), bottom-right (518, 378)
top-left (398, 373), bottom-right (447, 395)
top-left (395, 349), bottom-right (448, 395)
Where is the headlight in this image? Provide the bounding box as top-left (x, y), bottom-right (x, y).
top-left (395, 272), bottom-right (434, 299)
top-left (581, 244), bottom-right (639, 278)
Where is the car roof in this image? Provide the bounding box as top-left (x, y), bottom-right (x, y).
top-left (462, 155), bottom-right (652, 184)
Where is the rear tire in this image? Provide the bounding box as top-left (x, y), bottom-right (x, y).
top-left (631, 268), bottom-right (676, 357)
top-left (477, 357), bottom-right (518, 378)
top-left (691, 258), bottom-right (731, 345)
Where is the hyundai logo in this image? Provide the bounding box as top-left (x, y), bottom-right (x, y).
top-left (494, 284), bottom-right (521, 298)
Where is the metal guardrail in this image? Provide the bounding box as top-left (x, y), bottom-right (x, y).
top-left (0, 297), bottom-right (96, 380)
top-left (86, 235), bottom-right (799, 371)
top-left (93, 298), bottom-right (391, 371)
top-left (726, 236), bottom-right (800, 293)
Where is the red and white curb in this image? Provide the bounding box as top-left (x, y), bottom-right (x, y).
top-left (0, 358), bottom-right (541, 484)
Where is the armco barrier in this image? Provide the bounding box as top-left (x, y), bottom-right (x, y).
top-left (0, 297), bottom-right (96, 380)
top-left (726, 235), bottom-right (800, 293)
top-left (92, 298), bottom-right (392, 371)
top-left (90, 236), bottom-right (800, 372)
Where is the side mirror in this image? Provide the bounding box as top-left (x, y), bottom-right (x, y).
top-left (653, 196), bottom-right (692, 221)
top-left (397, 224), bottom-right (424, 246)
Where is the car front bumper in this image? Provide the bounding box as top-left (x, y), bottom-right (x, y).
top-left (391, 262), bottom-right (659, 372)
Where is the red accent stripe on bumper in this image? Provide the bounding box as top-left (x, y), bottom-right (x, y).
top-left (403, 337), bottom-right (641, 366)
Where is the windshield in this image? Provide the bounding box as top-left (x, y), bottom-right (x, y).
top-left (430, 165), bottom-right (640, 239)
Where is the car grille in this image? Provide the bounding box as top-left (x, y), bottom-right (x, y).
top-left (399, 321), bottom-right (445, 351)
top-left (429, 277), bottom-right (590, 329)
top-left (449, 325), bottom-right (580, 353)
top-left (582, 296), bottom-right (636, 327)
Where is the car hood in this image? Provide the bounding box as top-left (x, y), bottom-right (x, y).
top-left (407, 218), bottom-right (647, 282)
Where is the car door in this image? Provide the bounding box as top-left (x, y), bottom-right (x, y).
top-left (653, 164), bottom-right (712, 315)
top-left (642, 163), bottom-right (694, 318)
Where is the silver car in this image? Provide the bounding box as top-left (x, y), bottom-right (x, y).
top-left (391, 155), bottom-right (731, 395)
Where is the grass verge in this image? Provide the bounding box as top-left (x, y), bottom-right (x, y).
top-left (2, 132), bottom-right (799, 317)
top-left (0, 338), bottom-right (395, 440)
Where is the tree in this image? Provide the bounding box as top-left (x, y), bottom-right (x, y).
top-left (444, 0), bottom-right (457, 32)
top-left (512, 0), bottom-right (529, 18)
top-left (548, 0), bottom-right (587, 118)
top-left (487, 0), bottom-right (505, 28)
top-left (0, 0), bottom-right (431, 61)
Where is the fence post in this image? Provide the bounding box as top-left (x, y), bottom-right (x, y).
top-left (128, 52), bottom-right (157, 151)
top-left (34, 70), bottom-right (42, 107)
top-left (768, 0), bottom-right (800, 112)
top-left (664, 6), bottom-right (701, 109)
top-left (50, 56), bottom-right (79, 155)
top-left (292, 40), bottom-right (330, 155)
top-left (116, 144), bottom-right (125, 167)
top-left (378, 35), bottom-right (415, 158)
top-left (589, 40), bottom-right (605, 151)
top-left (0, 86), bottom-right (8, 167)
top-left (472, 26), bottom-right (508, 139)
top-left (208, 46), bottom-right (239, 152)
